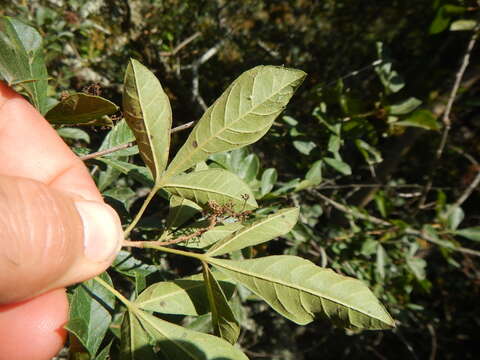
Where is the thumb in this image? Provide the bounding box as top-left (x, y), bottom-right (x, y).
top-left (0, 175), bottom-right (123, 304)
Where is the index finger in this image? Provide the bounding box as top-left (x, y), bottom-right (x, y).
top-left (0, 82), bottom-right (101, 201)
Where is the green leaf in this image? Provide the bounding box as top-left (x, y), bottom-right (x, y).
top-left (293, 140), bottom-right (317, 155)
top-left (202, 265), bottom-right (240, 344)
top-left (135, 310), bottom-right (249, 359)
top-left (113, 250), bottom-right (158, 278)
top-left (389, 97), bottom-right (422, 115)
top-left (98, 158), bottom-right (154, 187)
top-left (120, 311), bottom-right (156, 360)
top-left (208, 255), bottom-right (395, 329)
top-left (238, 153), bottom-right (260, 183)
top-left (134, 273), bottom-right (235, 315)
top-left (181, 222), bottom-right (245, 249)
top-left (57, 127), bottom-right (90, 143)
top-left (260, 168), bottom-right (278, 197)
top-left (324, 157), bottom-right (352, 175)
top-left (429, 6), bottom-right (452, 34)
top-left (163, 169), bottom-right (258, 211)
top-left (95, 341), bottom-right (113, 360)
top-left (123, 58), bottom-right (172, 180)
top-left (450, 19), bottom-right (478, 31)
top-left (305, 160), bottom-right (323, 184)
top-left (0, 17), bottom-right (48, 113)
top-left (98, 118), bottom-right (138, 158)
top-left (406, 256), bottom-right (427, 280)
top-left (454, 227), bottom-right (480, 242)
top-left (395, 109), bottom-right (440, 130)
top-left (376, 244), bottom-right (387, 280)
top-left (165, 65), bottom-right (306, 178)
top-left (66, 272), bottom-right (116, 357)
top-left (166, 196), bottom-right (202, 229)
top-left (208, 207), bottom-right (299, 256)
top-left (45, 93), bottom-right (118, 125)
top-left (447, 206), bottom-right (464, 230)
top-left (355, 139), bottom-right (383, 165)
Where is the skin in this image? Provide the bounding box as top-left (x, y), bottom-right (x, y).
top-left (0, 82), bottom-right (123, 359)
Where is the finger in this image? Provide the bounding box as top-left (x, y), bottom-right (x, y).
top-left (0, 289), bottom-right (68, 360)
top-left (0, 81), bottom-right (100, 201)
top-left (0, 175), bottom-right (122, 304)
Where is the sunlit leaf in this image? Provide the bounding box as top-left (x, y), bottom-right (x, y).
top-left (98, 118), bottom-right (138, 157)
top-left (165, 65), bottom-right (306, 178)
top-left (208, 207), bottom-right (299, 256)
top-left (208, 255), bottom-right (395, 329)
top-left (396, 109), bottom-right (440, 130)
top-left (123, 58), bottom-right (172, 180)
top-left (450, 19), bottom-right (478, 31)
top-left (45, 93), bottom-right (118, 125)
top-left (324, 157), bottom-right (352, 175)
top-left (135, 310), bottom-right (249, 359)
top-left (66, 272), bottom-right (116, 357)
top-left (454, 227), bottom-right (480, 242)
top-left (163, 169), bottom-right (258, 211)
top-left (134, 273), bottom-right (235, 315)
top-left (260, 168), bottom-right (278, 197)
top-left (202, 264), bottom-right (240, 344)
top-left (389, 97), bottom-right (422, 115)
top-left (0, 16), bottom-right (48, 113)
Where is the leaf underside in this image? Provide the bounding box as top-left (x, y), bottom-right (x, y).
top-left (165, 65), bottom-right (306, 178)
top-left (209, 255), bottom-right (395, 330)
top-left (163, 169), bottom-right (258, 211)
top-left (123, 58), bottom-right (172, 180)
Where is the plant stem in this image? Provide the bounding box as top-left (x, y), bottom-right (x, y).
top-left (142, 243), bottom-right (206, 261)
top-left (123, 186), bottom-right (158, 238)
top-left (93, 276), bottom-right (132, 308)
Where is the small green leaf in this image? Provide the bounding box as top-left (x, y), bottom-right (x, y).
top-left (135, 310), bottom-right (249, 359)
top-left (406, 256), bottom-right (427, 280)
top-left (123, 59), bottom-right (172, 181)
top-left (454, 227), bottom-right (480, 242)
top-left (208, 207), bottom-right (299, 256)
top-left (260, 168), bottom-right (278, 196)
top-left (120, 311), bottom-right (156, 360)
top-left (355, 139), bottom-right (383, 165)
top-left (376, 244), bottom-right (387, 280)
top-left (113, 250), bottom-right (158, 278)
top-left (238, 153), bottom-right (260, 183)
top-left (0, 17), bottom-right (48, 113)
top-left (450, 19), bottom-right (478, 31)
top-left (165, 65), bottom-right (306, 178)
top-left (395, 109), bottom-right (440, 130)
top-left (98, 119), bottom-right (138, 158)
top-left (134, 273), bottom-right (235, 315)
top-left (293, 140), bottom-right (316, 155)
top-left (57, 127), bottom-right (90, 143)
top-left (389, 97), bottom-right (422, 115)
top-left (98, 158), bottom-right (154, 187)
top-left (163, 169), bottom-right (258, 211)
top-left (447, 206), bottom-right (464, 230)
top-left (202, 264), bottom-right (240, 344)
top-left (208, 255), bottom-right (395, 329)
top-left (45, 93), bottom-right (118, 125)
top-left (324, 157), bottom-right (352, 175)
top-left (67, 272), bottom-right (115, 357)
top-left (429, 6), bottom-right (452, 34)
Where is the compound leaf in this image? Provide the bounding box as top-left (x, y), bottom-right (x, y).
top-left (208, 255), bottom-right (395, 330)
top-left (165, 65), bottom-right (306, 178)
top-left (123, 58), bottom-right (172, 181)
top-left (207, 207), bottom-right (299, 256)
top-left (120, 311), bottom-right (156, 360)
top-left (163, 169), bottom-right (257, 211)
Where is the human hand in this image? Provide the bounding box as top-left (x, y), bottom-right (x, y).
top-left (0, 82), bottom-right (123, 360)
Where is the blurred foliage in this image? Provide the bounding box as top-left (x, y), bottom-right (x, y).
top-left (2, 0), bottom-right (480, 359)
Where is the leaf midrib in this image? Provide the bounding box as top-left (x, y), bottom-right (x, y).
top-left (208, 257), bottom-right (391, 324)
top-left (165, 69), bottom-right (299, 178)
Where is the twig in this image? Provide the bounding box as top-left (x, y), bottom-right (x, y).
top-left (446, 168), bottom-right (480, 217)
top-left (159, 32), bottom-right (201, 57)
top-left (419, 24), bottom-right (480, 207)
top-left (80, 121), bottom-right (195, 161)
top-left (311, 189), bottom-right (480, 257)
top-left (427, 323), bottom-right (437, 360)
